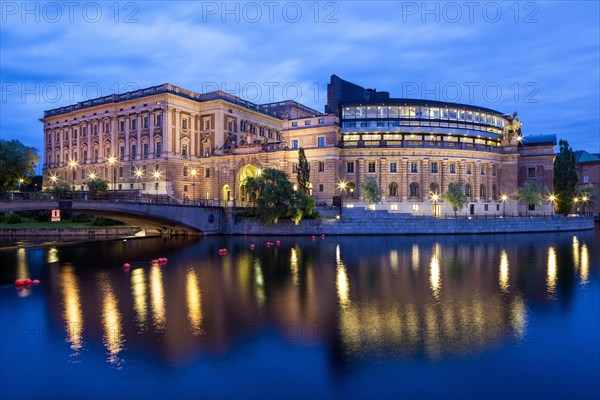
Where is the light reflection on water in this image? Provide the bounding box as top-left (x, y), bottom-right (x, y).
top-left (1, 231), bottom-right (598, 399)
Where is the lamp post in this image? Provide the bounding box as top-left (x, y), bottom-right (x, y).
top-left (548, 194), bottom-right (556, 217)
top-left (68, 160), bottom-right (77, 190)
top-left (337, 180), bottom-right (347, 218)
top-left (107, 156), bottom-right (117, 191)
top-left (17, 178), bottom-right (25, 191)
top-left (134, 168), bottom-right (144, 202)
top-left (431, 192), bottom-right (440, 217)
top-left (153, 170), bottom-right (161, 203)
top-left (190, 168), bottom-right (197, 205)
top-left (501, 194), bottom-right (508, 218)
top-left (582, 195), bottom-right (589, 216)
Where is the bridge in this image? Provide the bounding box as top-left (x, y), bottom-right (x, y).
top-left (0, 192), bottom-right (225, 236)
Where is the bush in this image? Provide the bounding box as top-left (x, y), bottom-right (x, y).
top-left (71, 213), bottom-right (94, 223)
top-left (35, 210), bottom-right (50, 222)
top-left (5, 212), bottom-right (22, 224)
top-left (92, 217), bottom-right (123, 226)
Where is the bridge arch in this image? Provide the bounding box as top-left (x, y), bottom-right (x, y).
top-left (237, 164), bottom-right (259, 206)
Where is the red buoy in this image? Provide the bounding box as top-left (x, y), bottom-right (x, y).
top-left (311, 236), bottom-right (315, 240)
top-left (162, 258), bottom-right (168, 263)
top-left (32, 279), bottom-right (41, 285)
top-left (23, 279), bottom-right (32, 285)
top-left (266, 242), bottom-right (271, 247)
top-left (250, 244), bottom-right (255, 250)
top-left (15, 279), bottom-right (24, 287)
top-left (152, 259), bottom-right (159, 264)
top-left (321, 234), bottom-right (325, 239)
top-left (276, 240), bottom-right (281, 246)
top-left (123, 263), bottom-right (131, 269)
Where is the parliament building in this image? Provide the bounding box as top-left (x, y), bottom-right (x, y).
top-left (41, 75), bottom-right (556, 215)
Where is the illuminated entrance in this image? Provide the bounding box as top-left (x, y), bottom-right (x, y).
top-left (237, 164), bottom-right (260, 206)
top-left (221, 184), bottom-right (231, 206)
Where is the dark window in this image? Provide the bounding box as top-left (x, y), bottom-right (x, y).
top-left (449, 163), bottom-right (456, 174)
top-left (319, 184), bottom-right (324, 192)
top-left (318, 161), bottom-right (324, 172)
top-left (528, 167), bottom-right (536, 178)
top-left (389, 182), bottom-right (398, 197)
top-left (347, 162), bottom-right (354, 174)
top-left (368, 162), bottom-right (376, 173)
top-left (409, 183), bottom-right (419, 198)
top-left (411, 162), bottom-right (418, 173)
top-left (390, 162), bottom-right (397, 173)
top-left (431, 162), bottom-right (438, 173)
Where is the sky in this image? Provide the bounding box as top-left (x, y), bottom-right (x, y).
top-left (1, 0), bottom-right (599, 165)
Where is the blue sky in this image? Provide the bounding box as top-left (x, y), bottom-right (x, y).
top-left (1, 0), bottom-right (599, 161)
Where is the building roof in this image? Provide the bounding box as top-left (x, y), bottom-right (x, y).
top-left (521, 134), bottom-right (557, 145)
top-left (574, 150), bottom-right (600, 163)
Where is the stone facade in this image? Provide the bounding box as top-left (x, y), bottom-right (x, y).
top-left (41, 77), bottom-right (557, 216)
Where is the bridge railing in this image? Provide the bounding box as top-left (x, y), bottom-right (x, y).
top-left (0, 190), bottom-right (223, 208)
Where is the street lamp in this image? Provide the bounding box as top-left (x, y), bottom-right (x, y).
top-left (17, 178), bottom-right (25, 191)
top-left (107, 156), bottom-right (117, 191)
top-left (431, 192), bottom-right (440, 217)
top-left (581, 195), bottom-right (589, 215)
top-left (337, 179), bottom-right (347, 218)
top-left (501, 194), bottom-right (508, 218)
top-left (190, 168), bottom-right (198, 205)
top-left (548, 193), bottom-right (556, 217)
top-left (134, 168), bottom-right (144, 201)
top-left (153, 169), bottom-right (161, 202)
top-left (49, 174), bottom-right (59, 186)
top-left (68, 160), bottom-right (77, 190)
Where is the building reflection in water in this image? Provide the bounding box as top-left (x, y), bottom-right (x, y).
top-left (499, 250), bottom-right (510, 293)
top-left (186, 268), bottom-right (203, 336)
top-left (580, 243), bottom-right (589, 285)
top-left (130, 268), bottom-right (148, 331)
top-left (61, 265), bottom-right (83, 356)
top-left (47, 246), bottom-right (59, 264)
top-left (572, 236), bottom-right (580, 270)
top-left (336, 245), bottom-right (350, 308)
top-left (42, 233), bottom-right (592, 366)
top-left (429, 248), bottom-right (441, 299)
top-left (16, 248), bottom-right (31, 298)
top-left (254, 259), bottom-right (265, 307)
top-left (547, 246), bottom-right (557, 295)
top-left (99, 273), bottom-right (124, 366)
top-left (150, 264), bottom-right (166, 331)
top-left (290, 247), bottom-right (300, 286)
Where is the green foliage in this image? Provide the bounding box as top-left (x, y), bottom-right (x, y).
top-left (92, 217), bottom-right (123, 226)
top-left (35, 210), bottom-right (51, 222)
top-left (246, 168), bottom-right (297, 224)
top-left (50, 182), bottom-right (72, 198)
top-left (553, 139), bottom-right (578, 215)
top-left (245, 168), bottom-right (315, 225)
top-left (0, 139), bottom-right (39, 191)
top-left (360, 176), bottom-right (382, 205)
top-left (297, 148), bottom-right (310, 195)
top-left (444, 180), bottom-right (468, 217)
top-left (575, 184), bottom-right (598, 211)
top-left (71, 213), bottom-right (94, 223)
top-left (88, 178), bottom-right (109, 193)
top-left (516, 180), bottom-right (544, 215)
top-left (4, 212), bottom-right (22, 224)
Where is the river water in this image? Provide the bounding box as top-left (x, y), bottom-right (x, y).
top-left (1, 229), bottom-right (599, 399)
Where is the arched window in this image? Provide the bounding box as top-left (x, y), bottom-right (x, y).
top-left (430, 182), bottom-right (439, 195)
top-left (409, 182), bottom-right (419, 198)
top-left (389, 182), bottom-right (398, 197)
top-left (480, 184), bottom-right (486, 199)
top-left (492, 184), bottom-right (497, 200)
top-left (465, 183), bottom-right (472, 198)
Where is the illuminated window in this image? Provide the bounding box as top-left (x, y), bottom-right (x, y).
top-left (390, 204), bottom-right (398, 211)
top-left (412, 204), bottom-right (419, 212)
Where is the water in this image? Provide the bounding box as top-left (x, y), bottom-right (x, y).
top-left (1, 230), bottom-right (599, 399)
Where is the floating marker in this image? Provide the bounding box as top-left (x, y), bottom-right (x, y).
top-left (23, 279), bottom-right (32, 286)
top-left (123, 263), bottom-right (131, 269)
top-left (321, 234), bottom-right (325, 239)
top-left (250, 244), bottom-right (255, 250)
top-left (276, 240), bottom-right (281, 246)
top-left (311, 236), bottom-right (315, 240)
top-left (266, 242), bottom-right (271, 247)
top-left (152, 259), bottom-right (159, 264)
top-left (32, 280), bottom-right (40, 285)
top-left (15, 279), bottom-right (24, 287)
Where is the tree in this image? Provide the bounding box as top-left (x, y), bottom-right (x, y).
top-left (297, 148), bottom-right (310, 195)
top-left (50, 182), bottom-right (71, 199)
top-left (575, 184), bottom-right (598, 214)
top-left (245, 168), bottom-right (297, 224)
top-left (444, 180), bottom-right (468, 217)
top-left (516, 180), bottom-right (544, 216)
top-left (0, 139), bottom-right (39, 191)
top-left (360, 176), bottom-right (382, 205)
top-left (88, 178), bottom-right (109, 193)
top-left (553, 139), bottom-right (578, 215)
